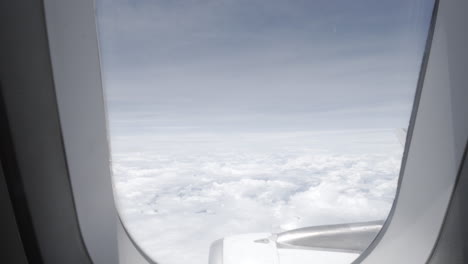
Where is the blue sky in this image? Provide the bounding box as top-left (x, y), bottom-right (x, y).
top-left (97, 0), bottom-right (434, 136)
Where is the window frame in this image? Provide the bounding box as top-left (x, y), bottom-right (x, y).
top-left (37, 0), bottom-right (468, 263)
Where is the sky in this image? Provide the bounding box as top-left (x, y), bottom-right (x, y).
top-left (95, 0), bottom-right (434, 263)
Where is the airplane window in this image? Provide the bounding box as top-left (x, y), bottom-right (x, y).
top-left (95, 0), bottom-right (435, 263)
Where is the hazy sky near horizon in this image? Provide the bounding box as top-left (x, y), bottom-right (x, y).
top-left (96, 0), bottom-right (434, 136)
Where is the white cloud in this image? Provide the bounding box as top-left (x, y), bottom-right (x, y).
top-left (112, 130), bottom-right (403, 264)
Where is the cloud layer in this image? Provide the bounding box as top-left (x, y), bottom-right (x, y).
top-left (112, 131), bottom-right (402, 264)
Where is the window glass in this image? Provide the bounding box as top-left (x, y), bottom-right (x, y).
top-left (96, 0), bottom-right (435, 263)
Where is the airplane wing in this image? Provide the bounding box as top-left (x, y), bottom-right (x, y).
top-left (209, 129), bottom-right (405, 263)
top-left (395, 128), bottom-right (408, 147)
top-left (209, 221), bottom-right (384, 264)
